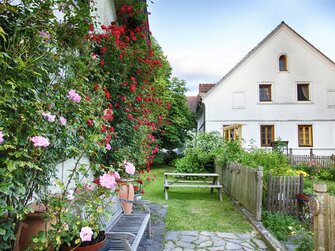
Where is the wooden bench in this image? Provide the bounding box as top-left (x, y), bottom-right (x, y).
top-left (164, 172), bottom-right (223, 201)
top-left (102, 197), bottom-right (152, 251)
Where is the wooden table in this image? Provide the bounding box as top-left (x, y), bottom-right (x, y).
top-left (164, 172), bottom-right (223, 201)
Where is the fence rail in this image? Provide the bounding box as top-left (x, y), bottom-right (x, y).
top-left (266, 173), bottom-right (304, 215)
top-left (216, 163), bottom-right (263, 221)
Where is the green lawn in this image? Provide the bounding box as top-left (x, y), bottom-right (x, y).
top-left (140, 165), bottom-right (253, 232)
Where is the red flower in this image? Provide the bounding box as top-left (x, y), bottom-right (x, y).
top-left (94, 83), bottom-right (100, 91)
top-left (147, 167), bottom-right (151, 173)
top-left (128, 114), bottom-right (134, 121)
top-left (109, 126), bottom-right (114, 132)
top-left (130, 76), bottom-right (136, 82)
top-left (134, 125), bottom-right (139, 130)
top-left (137, 179), bottom-right (143, 184)
top-left (86, 119), bottom-right (94, 127)
top-left (100, 60), bottom-right (105, 67)
top-left (140, 190), bottom-right (145, 195)
top-left (101, 124), bottom-right (107, 133)
top-left (93, 178), bottom-right (100, 185)
top-left (135, 96), bottom-right (142, 102)
top-left (134, 185), bottom-right (139, 191)
top-left (146, 177), bottom-right (151, 181)
top-left (85, 96), bottom-right (91, 101)
top-left (130, 84), bottom-right (136, 93)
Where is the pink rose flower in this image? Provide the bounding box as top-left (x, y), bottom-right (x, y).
top-left (66, 190), bottom-right (74, 201)
top-left (42, 112), bottom-right (56, 122)
top-left (106, 143), bottom-right (111, 150)
top-left (67, 90), bottom-right (81, 103)
top-left (0, 131), bottom-right (4, 144)
top-left (124, 162), bottom-right (135, 175)
top-left (99, 173), bottom-right (116, 189)
top-left (80, 226), bottom-right (93, 242)
top-left (31, 136), bottom-right (50, 147)
top-left (59, 116), bottom-right (67, 125)
top-left (113, 171), bottom-right (120, 180)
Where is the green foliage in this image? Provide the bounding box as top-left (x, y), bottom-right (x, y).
top-left (156, 77), bottom-right (196, 151)
top-left (317, 166), bottom-right (335, 180)
top-left (214, 141), bottom-right (246, 167)
top-left (262, 211), bottom-right (301, 241)
top-left (175, 132), bottom-right (224, 173)
top-left (294, 229), bottom-right (314, 251)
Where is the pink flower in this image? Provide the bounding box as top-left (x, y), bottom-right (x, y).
top-left (42, 112), bottom-right (56, 122)
top-left (80, 226), bottom-right (93, 242)
top-left (31, 136), bottom-right (50, 147)
top-left (113, 171), bottom-right (120, 180)
top-left (0, 131), bottom-right (4, 144)
top-left (124, 162), bottom-right (135, 175)
top-left (66, 190), bottom-right (74, 201)
top-left (106, 143), bottom-right (111, 150)
top-left (67, 90), bottom-right (81, 103)
top-left (99, 173), bottom-right (116, 189)
top-left (59, 117), bottom-right (67, 126)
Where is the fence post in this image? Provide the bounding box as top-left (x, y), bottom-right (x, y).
top-left (289, 148), bottom-right (293, 165)
top-left (256, 166), bottom-right (263, 221)
top-left (266, 173), bottom-right (272, 211)
top-left (311, 184), bottom-right (328, 251)
top-left (310, 148), bottom-right (314, 161)
top-left (299, 174), bottom-right (304, 194)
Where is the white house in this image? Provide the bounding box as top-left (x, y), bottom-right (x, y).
top-left (198, 22), bottom-right (335, 155)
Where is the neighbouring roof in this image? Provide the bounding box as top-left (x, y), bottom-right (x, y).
top-left (186, 96), bottom-right (199, 113)
top-left (199, 83), bottom-right (216, 95)
top-left (204, 21), bottom-right (335, 98)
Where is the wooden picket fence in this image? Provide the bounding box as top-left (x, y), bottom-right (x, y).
top-left (266, 173), bottom-right (304, 215)
top-left (289, 149), bottom-right (335, 167)
top-left (216, 163), bottom-right (263, 220)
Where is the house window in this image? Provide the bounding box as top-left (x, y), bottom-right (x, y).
top-left (223, 124), bottom-right (242, 142)
top-left (260, 125), bottom-right (274, 147)
top-left (298, 125), bottom-right (313, 147)
top-left (279, 55), bottom-right (288, 71)
top-left (259, 84), bottom-right (272, 102)
top-left (297, 83), bottom-right (310, 101)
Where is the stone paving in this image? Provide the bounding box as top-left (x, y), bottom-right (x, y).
top-left (163, 231), bottom-right (269, 251)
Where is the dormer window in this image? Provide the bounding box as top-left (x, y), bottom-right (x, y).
top-left (279, 55), bottom-right (288, 71)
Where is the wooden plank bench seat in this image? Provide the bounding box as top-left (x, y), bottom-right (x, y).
top-left (102, 198), bottom-right (152, 251)
top-left (164, 172), bottom-right (223, 201)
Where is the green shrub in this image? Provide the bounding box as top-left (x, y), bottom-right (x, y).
top-left (294, 229), bottom-right (313, 251)
top-left (214, 140), bottom-right (247, 167)
top-left (318, 167), bottom-right (335, 180)
top-left (175, 132), bottom-right (223, 173)
top-left (262, 211), bottom-right (301, 241)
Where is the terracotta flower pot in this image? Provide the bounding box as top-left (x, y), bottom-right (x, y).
top-left (117, 180), bottom-right (135, 214)
top-left (60, 235), bottom-right (109, 251)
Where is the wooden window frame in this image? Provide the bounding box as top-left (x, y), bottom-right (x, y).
top-left (260, 125), bottom-right (274, 147)
top-left (259, 84), bottom-right (272, 102)
top-left (298, 125), bottom-right (313, 147)
top-left (297, 83), bottom-right (310, 101)
top-left (279, 55), bottom-right (288, 71)
top-left (223, 124), bottom-right (242, 143)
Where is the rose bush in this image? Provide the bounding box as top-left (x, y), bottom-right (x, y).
top-left (0, 0), bottom-right (173, 249)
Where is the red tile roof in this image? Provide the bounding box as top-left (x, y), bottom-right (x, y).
top-left (199, 83), bottom-right (216, 94)
top-left (186, 96), bottom-right (199, 112)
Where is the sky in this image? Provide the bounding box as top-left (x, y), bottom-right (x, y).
top-left (147, 0), bottom-right (335, 96)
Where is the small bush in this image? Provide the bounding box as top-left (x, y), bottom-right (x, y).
top-left (318, 167), bottom-right (335, 180)
top-left (262, 211), bottom-right (301, 241)
top-left (294, 229), bottom-right (313, 251)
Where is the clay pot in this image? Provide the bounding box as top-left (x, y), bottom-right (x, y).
top-left (59, 235), bottom-right (109, 251)
top-left (117, 180), bottom-right (135, 214)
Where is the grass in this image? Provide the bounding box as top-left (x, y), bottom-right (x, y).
top-left (140, 165), bottom-right (253, 232)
